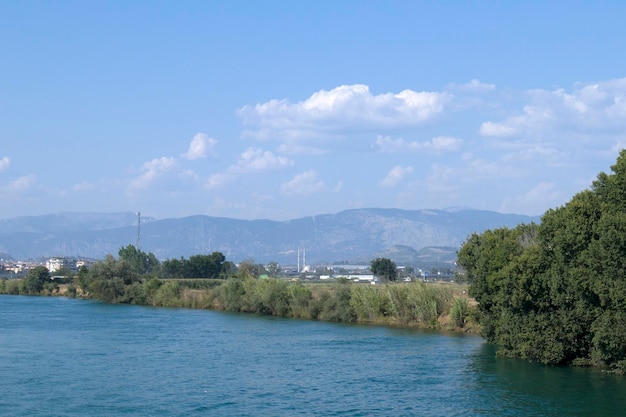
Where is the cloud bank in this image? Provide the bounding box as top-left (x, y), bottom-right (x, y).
top-left (239, 84), bottom-right (451, 141)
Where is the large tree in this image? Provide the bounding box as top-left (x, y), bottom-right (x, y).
top-left (370, 258), bottom-right (397, 282)
top-left (160, 252), bottom-right (227, 279)
top-left (118, 244), bottom-right (160, 275)
top-left (20, 266), bottom-right (51, 295)
top-left (458, 149), bottom-right (626, 372)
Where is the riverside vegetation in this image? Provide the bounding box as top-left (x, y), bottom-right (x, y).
top-left (0, 251), bottom-right (473, 332)
top-left (458, 150), bottom-right (626, 374)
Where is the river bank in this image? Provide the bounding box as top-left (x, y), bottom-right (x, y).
top-left (1, 277), bottom-right (479, 334)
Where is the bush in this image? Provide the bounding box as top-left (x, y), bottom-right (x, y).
top-left (5, 279), bottom-right (20, 295)
top-left (318, 283), bottom-right (355, 322)
top-left (89, 277), bottom-right (126, 303)
top-left (217, 278), bottom-right (245, 312)
top-left (153, 281), bottom-right (181, 307)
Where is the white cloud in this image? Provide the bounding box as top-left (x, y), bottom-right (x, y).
top-left (7, 175), bottom-right (36, 192)
top-left (183, 132), bottom-right (218, 160)
top-left (0, 157), bottom-right (10, 172)
top-left (128, 156), bottom-right (177, 190)
top-left (379, 166), bottom-right (414, 187)
top-left (479, 121), bottom-right (520, 137)
top-left (281, 170), bottom-right (326, 195)
top-left (232, 147), bottom-right (294, 173)
top-left (239, 84), bottom-right (452, 140)
top-left (479, 78), bottom-right (626, 140)
top-left (375, 135), bottom-right (462, 153)
top-left (206, 147), bottom-right (294, 189)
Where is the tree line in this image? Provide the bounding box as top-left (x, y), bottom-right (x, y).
top-left (458, 150), bottom-right (626, 374)
top-left (0, 246), bottom-right (471, 331)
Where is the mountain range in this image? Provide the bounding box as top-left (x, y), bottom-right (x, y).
top-left (0, 208), bottom-right (540, 267)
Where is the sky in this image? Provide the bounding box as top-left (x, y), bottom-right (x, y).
top-left (2, 1), bottom-right (626, 221)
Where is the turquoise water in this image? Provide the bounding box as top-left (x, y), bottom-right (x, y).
top-left (1, 295), bottom-right (625, 416)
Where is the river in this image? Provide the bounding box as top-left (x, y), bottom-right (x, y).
top-left (1, 295), bottom-right (625, 416)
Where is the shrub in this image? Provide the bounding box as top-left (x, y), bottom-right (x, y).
top-left (318, 283), bottom-right (355, 322)
top-left (153, 281), bottom-right (181, 307)
top-left (65, 284), bottom-right (77, 298)
top-left (217, 278), bottom-right (245, 312)
top-left (5, 279), bottom-right (20, 295)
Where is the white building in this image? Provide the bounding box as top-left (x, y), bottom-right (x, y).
top-left (46, 257), bottom-right (70, 273)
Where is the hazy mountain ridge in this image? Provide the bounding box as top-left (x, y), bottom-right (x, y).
top-left (0, 208), bottom-right (539, 265)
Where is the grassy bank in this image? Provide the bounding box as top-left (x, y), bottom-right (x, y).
top-left (1, 276), bottom-right (478, 332)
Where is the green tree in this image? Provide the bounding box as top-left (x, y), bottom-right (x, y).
top-left (20, 266), bottom-right (51, 295)
top-left (370, 258), bottom-right (397, 282)
top-left (118, 244), bottom-right (160, 275)
top-left (458, 150), bottom-right (626, 371)
top-left (74, 265), bottom-right (90, 292)
top-left (86, 255), bottom-right (139, 302)
top-left (185, 252), bottom-right (226, 278)
top-left (161, 257), bottom-right (185, 278)
top-left (236, 258), bottom-right (265, 279)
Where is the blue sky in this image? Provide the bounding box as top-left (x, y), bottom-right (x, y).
top-left (2, 1), bottom-right (626, 221)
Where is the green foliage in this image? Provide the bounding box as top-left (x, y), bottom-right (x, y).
top-left (236, 278), bottom-right (289, 315)
top-left (4, 279), bottom-right (20, 294)
top-left (217, 278), bottom-right (246, 311)
top-left (118, 244), bottom-right (160, 275)
top-left (1, 249), bottom-right (463, 334)
top-left (370, 257), bottom-right (397, 282)
top-left (154, 281), bottom-right (181, 307)
top-left (317, 283), bottom-right (355, 322)
top-left (186, 252), bottom-right (226, 278)
top-left (386, 284), bottom-right (412, 324)
top-left (160, 257), bottom-right (185, 278)
top-left (160, 252), bottom-right (227, 279)
top-left (89, 277), bottom-right (126, 303)
top-left (288, 283), bottom-right (313, 318)
top-left (19, 266), bottom-right (51, 295)
top-left (74, 265), bottom-right (89, 292)
top-left (85, 255), bottom-right (140, 302)
top-left (350, 285), bottom-right (391, 322)
top-left (449, 297), bottom-right (469, 328)
top-left (236, 258), bottom-right (266, 280)
top-left (406, 282), bottom-right (453, 327)
top-left (458, 149), bottom-right (626, 370)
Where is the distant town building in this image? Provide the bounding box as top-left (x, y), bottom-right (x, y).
top-left (46, 257), bottom-right (70, 273)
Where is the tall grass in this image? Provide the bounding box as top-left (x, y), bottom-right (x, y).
top-left (351, 285), bottom-right (391, 322)
top-left (3, 274), bottom-right (470, 331)
top-left (449, 297), bottom-right (469, 328)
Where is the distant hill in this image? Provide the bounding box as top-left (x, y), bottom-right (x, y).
top-left (0, 208), bottom-right (539, 266)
